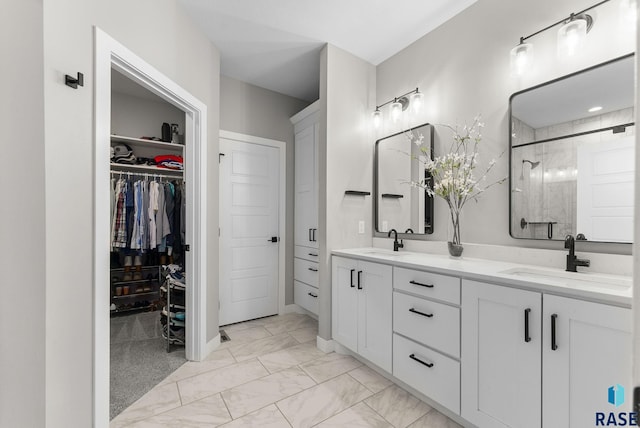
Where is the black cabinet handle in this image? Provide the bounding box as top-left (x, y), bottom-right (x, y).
top-left (308, 267), bottom-right (318, 272)
top-left (308, 292), bottom-right (318, 298)
top-left (357, 271), bottom-right (363, 289)
top-left (309, 229), bottom-right (313, 242)
top-left (312, 228), bottom-right (317, 242)
top-left (350, 269), bottom-right (355, 288)
top-left (308, 253), bottom-right (318, 257)
top-left (551, 313), bottom-right (558, 350)
top-left (409, 280), bottom-right (434, 288)
top-left (409, 308), bottom-right (433, 318)
top-left (409, 354), bottom-right (434, 368)
top-left (524, 308), bottom-right (531, 343)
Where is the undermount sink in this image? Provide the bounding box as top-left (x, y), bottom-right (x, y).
top-left (499, 267), bottom-right (631, 289)
top-left (361, 249), bottom-right (406, 257)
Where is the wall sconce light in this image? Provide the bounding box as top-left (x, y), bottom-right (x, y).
top-left (510, 0), bottom-right (612, 76)
top-left (373, 88), bottom-right (423, 129)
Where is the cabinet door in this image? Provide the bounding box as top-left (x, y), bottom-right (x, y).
top-left (331, 256), bottom-right (358, 352)
top-left (543, 295), bottom-right (632, 428)
top-left (294, 124), bottom-right (318, 248)
top-left (461, 280), bottom-right (541, 428)
top-left (357, 260), bottom-right (393, 372)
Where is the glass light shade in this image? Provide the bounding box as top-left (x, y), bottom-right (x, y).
top-left (372, 109), bottom-right (382, 129)
top-left (410, 91), bottom-right (424, 114)
top-left (390, 100), bottom-right (402, 123)
top-left (557, 18), bottom-right (587, 58)
top-left (620, 0), bottom-right (637, 31)
top-left (510, 42), bottom-right (534, 76)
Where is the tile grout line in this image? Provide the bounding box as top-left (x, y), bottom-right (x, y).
top-left (275, 402), bottom-right (295, 428)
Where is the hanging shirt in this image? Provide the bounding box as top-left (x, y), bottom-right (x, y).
top-left (111, 179), bottom-right (128, 248)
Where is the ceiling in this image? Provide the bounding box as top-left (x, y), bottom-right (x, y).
top-left (178, 0), bottom-right (477, 102)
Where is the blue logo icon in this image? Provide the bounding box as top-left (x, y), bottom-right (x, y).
top-left (608, 384), bottom-right (625, 407)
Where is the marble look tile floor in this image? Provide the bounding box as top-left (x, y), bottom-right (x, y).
top-left (111, 313), bottom-right (463, 428)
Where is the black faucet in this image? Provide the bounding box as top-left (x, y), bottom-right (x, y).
top-left (564, 234), bottom-right (590, 272)
top-left (405, 228), bottom-right (414, 234)
top-left (388, 229), bottom-right (404, 252)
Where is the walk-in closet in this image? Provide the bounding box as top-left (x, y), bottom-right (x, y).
top-left (109, 69), bottom-right (189, 419)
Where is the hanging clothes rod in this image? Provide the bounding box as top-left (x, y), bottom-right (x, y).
top-left (110, 170), bottom-right (184, 180)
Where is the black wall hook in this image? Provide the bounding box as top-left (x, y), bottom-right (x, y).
top-left (65, 72), bottom-right (84, 89)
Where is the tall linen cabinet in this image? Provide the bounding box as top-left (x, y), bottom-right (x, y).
top-left (291, 101), bottom-right (320, 316)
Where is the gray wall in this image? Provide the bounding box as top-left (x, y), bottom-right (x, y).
top-left (41, 1), bottom-right (220, 426)
top-left (0, 1), bottom-right (46, 426)
top-left (318, 44), bottom-right (376, 339)
top-left (376, 0), bottom-right (634, 255)
top-left (111, 91), bottom-right (186, 140)
top-left (220, 75), bottom-right (309, 305)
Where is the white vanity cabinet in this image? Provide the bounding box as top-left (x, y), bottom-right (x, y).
top-left (461, 280), bottom-right (542, 428)
top-left (393, 267), bottom-right (462, 414)
top-left (292, 102), bottom-right (319, 315)
top-left (462, 279), bottom-right (632, 428)
top-left (332, 256), bottom-right (392, 372)
top-left (542, 295), bottom-right (632, 428)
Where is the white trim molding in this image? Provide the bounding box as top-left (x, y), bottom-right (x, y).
top-left (94, 27), bottom-right (208, 427)
top-left (316, 336), bottom-right (335, 354)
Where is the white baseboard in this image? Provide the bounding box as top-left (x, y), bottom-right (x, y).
top-left (316, 336), bottom-right (334, 353)
top-left (202, 334), bottom-right (220, 360)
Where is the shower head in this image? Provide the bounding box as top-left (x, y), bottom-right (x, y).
top-left (522, 159), bottom-right (540, 169)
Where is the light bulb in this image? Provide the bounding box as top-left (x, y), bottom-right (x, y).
top-left (510, 41), bottom-right (533, 76)
top-left (410, 91), bottom-right (424, 114)
top-left (390, 100), bottom-right (402, 123)
top-left (558, 17), bottom-right (587, 58)
top-left (372, 109), bottom-right (382, 129)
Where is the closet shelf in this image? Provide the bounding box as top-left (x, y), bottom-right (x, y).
top-left (112, 278), bottom-right (154, 286)
top-left (111, 134), bottom-right (184, 152)
top-left (110, 304), bottom-right (156, 315)
top-left (110, 265), bottom-right (161, 272)
top-left (110, 163), bottom-right (184, 175)
top-left (112, 291), bottom-right (159, 299)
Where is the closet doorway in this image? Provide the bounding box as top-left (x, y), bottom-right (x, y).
top-left (219, 131), bottom-right (286, 326)
top-left (95, 28), bottom-right (208, 426)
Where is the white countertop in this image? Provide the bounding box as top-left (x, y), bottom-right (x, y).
top-left (332, 248), bottom-right (632, 307)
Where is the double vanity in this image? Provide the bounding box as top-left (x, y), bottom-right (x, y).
top-left (331, 248), bottom-right (632, 428)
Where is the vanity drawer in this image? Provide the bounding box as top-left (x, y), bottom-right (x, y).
top-left (394, 267), bottom-right (461, 305)
top-left (394, 291), bottom-right (460, 357)
top-left (294, 257), bottom-right (319, 287)
top-left (295, 245), bottom-right (319, 263)
top-left (294, 280), bottom-right (318, 315)
top-left (393, 333), bottom-right (460, 415)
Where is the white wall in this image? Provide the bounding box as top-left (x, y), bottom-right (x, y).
top-left (111, 91), bottom-right (186, 140)
top-left (318, 44), bottom-right (376, 339)
top-left (0, 1), bottom-right (46, 427)
top-left (220, 75), bottom-right (309, 305)
top-left (376, 0), bottom-right (635, 254)
top-left (42, 1), bottom-right (220, 426)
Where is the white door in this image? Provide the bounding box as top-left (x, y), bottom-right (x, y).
top-left (219, 138), bottom-right (280, 325)
top-left (294, 124), bottom-right (318, 248)
top-left (461, 280), bottom-right (541, 428)
top-left (543, 295), bottom-right (632, 428)
top-left (357, 261), bottom-right (392, 372)
top-left (577, 136), bottom-right (634, 242)
top-left (331, 256), bottom-right (359, 352)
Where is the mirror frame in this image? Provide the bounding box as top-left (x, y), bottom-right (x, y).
top-left (508, 53), bottom-right (635, 244)
top-left (374, 123), bottom-right (435, 240)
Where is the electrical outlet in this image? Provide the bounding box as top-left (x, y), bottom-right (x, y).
top-left (382, 221), bottom-right (388, 232)
top-left (358, 221), bottom-right (365, 234)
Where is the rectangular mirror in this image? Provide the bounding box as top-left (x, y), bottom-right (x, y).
top-left (510, 54), bottom-right (634, 243)
top-left (374, 123), bottom-right (434, 238)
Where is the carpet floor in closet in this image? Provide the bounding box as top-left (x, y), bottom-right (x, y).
top-left (110, 311), bottom-right (186, 420)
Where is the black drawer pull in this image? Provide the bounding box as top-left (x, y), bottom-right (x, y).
top-left (308, 267), bottom-right (318, 272)
top-left (409, 354), bottom-right (434, 368)
top-left (551, 313), bottom-right (558, 351)
top-left (308, 253), bottom-right (318, 257)
top-left (308, 292), bottom-right (318, 298)
top-left (524, 308), bottom-right (531, 343)
top-left (357, 271), bottom-right (363, 289)
top-left (409, 308), bottom-right (433, 318)
top-left (409, 280), bottom-right (434, 288)
top-left (350, 269), bottom-right (355, 288)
